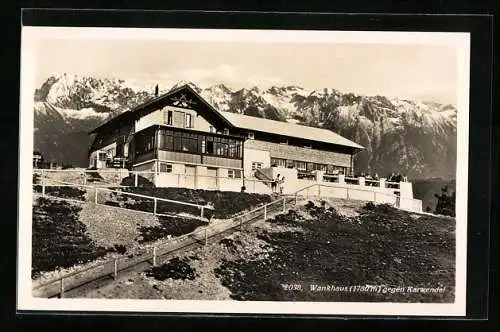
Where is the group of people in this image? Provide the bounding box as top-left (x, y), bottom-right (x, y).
top-left (352, 171), bottom-right (408, 187)
top-left (271, 174), bottom-right (285, 195)
top-left (388, 172), bottom-right (408, 183)
top-left (363, 172), bottom-right (380, 186)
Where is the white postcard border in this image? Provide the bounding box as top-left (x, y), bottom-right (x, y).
top-left (18, 27), bottom-right (470, 316)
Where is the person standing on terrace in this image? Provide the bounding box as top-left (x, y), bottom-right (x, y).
top-left (279, 175), bottom-right (285, 195)
top-left (271, 174), bottom-right (280, 193)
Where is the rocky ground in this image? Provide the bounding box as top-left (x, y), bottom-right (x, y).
top-left (75, 200), bottom-right (456, 303)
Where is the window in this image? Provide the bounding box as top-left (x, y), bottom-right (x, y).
top-left (206, 141), bottom-right (214, 154)
top-left (185, 113), bottom-right (193, 128)
top-left (251, 162), bottom-right (263, 170)
top-left (223, 128), bottom-right (230, 135)
top-left (165, 110), bottom-right (173, 125)
top-left (294, 161), bottom-right (307, 171)
top-left (247, 132), bottom-right (255, 139)
top-left (327, 165), bottom-right (346, 175)
top-left (271, 158), bottom-right (286, 167)
top-left (159, 163), bottom-right (173, 173)
top-left (134, 130), bottom-right (156, 156)
top-left (98, 152), bottom-right (107, 161)
top-left (228, 169), bottom-right (242, 179)
top-left (173, 111), bottom-right (185, 127)
top-left (201, 140), bottom-right (206, 153)
top-left (155, 129), bottom-right (242, 158)
top-left (158, 130), bottom-right (174, 150)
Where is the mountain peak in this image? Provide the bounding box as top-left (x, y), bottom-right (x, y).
top-left (170, 80), bottom-right (201, 92)
top-left (207, 83), bottom-right (233, 94)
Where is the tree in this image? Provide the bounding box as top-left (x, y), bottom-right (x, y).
top-left (434, 185), bottom-right (456, 217)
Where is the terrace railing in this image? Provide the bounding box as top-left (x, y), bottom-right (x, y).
top-left (292, 183), bottom-right (399, 207)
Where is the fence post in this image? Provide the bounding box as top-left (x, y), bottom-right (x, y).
top-left (153, 198), bottom-right (157, 215)
top-left (82, 171), bottom-right (87, 186)
top-left (264, 205), bottom-right (267, 220)
top-left (113, 259), bottom-right (118, 280)
top-left (153, 247), bottom-right (157, 266)
top-left (42, 184), bottom-right (46, 197)
top-left (60, 277), bottom-right (64, 298)
top-left (346, 188), bottom-right (350, 200)
top-left (94, 187), bottom-right (98, 204)
top-left (134, 172), bottom-right (138, 187)
top-left (283, 197), bottom-right (286, 213)
top-left (200, 206), bottom-right (204, 219)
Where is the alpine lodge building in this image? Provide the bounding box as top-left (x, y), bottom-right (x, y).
top-left (88, 84), bottom-right (422, 213)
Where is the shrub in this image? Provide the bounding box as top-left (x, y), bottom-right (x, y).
top-left (434, 185), bottom-right (456, 217)
top-left (137, 215), bottom-right (207, 243)
top-left (363, 202), bottom-right (376, 210)
top-left (45, 186), bottom-right (86, 200)
top-left (86, 171), bottom-right (104, 183)
top-left (120, 174), bottom-right (155, 187)
top-left (146, 257), bottom-right (197, 281)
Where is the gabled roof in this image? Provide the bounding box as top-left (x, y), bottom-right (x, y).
top-left (89, 84), bottom-right (233, 134)
top-left (219, 111), bottom-right (364, 150)
top-left (89, 83), bottom-right (364, 150)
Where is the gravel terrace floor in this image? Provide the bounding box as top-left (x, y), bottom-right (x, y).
top-left (73, 200), bottom-right (456, 303)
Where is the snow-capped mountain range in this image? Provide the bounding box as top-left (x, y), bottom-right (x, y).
top-left (33, 74), bottom-right (457, 180)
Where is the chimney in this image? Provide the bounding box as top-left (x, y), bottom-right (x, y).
top-left (155, 84), bottom-right (159, 97)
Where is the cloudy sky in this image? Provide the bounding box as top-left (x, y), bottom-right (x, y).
top-left (32, 30), bottom-right (461, 104)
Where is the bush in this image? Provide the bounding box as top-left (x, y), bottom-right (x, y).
top-left (86, 171), bottom-right (104, 183)
top-left (33, 173), bottom-right (40, 184)
top-left (45, 186), bottom-right (86, 200)
top-left (434, 185), bottom-right (456, 217)
top-left (137, 215), bottom-right (207, 243)
top-left (120, 174), bottom-right (155, 187)
top-left (146, 257), bottom-right (197, 281)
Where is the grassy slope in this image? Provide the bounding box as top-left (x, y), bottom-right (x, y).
top-left (214, 201), bottom-right (455, 302)
top-left (32, 197), bottom-right (109, 279)
top-left (83, 200), bottom-right (455, 303)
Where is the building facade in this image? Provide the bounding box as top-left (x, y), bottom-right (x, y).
top-left (88, 84), bottom-right (363, 189)
top-left (87, 84), bottom-right (422, 212)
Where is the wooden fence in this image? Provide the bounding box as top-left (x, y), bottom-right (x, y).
top-left (31, 195), bottom-right (296, 298)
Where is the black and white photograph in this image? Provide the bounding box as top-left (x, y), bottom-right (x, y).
top-left (18, 26), bottom-right (470, 316)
